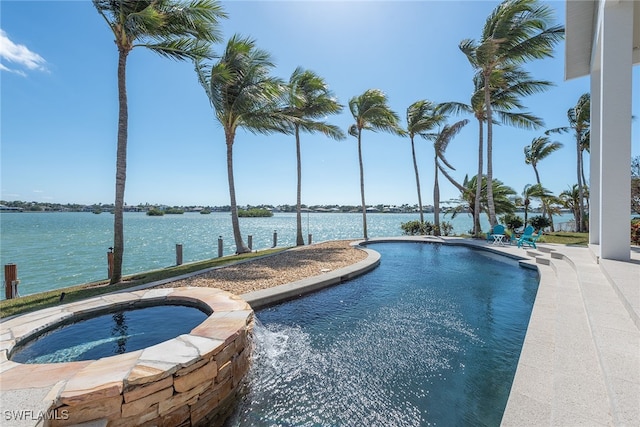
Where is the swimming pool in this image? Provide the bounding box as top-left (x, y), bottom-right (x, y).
top-left (229, 242), bottom-right (539, 426)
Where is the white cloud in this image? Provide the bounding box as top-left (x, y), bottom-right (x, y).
top-left (0, 29), bottom-right (47, 75)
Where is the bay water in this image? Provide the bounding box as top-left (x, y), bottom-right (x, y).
top-left (0, 211), bottom-right (571, 299)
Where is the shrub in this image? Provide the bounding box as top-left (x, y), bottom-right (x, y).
top-left (500, 213), bottom-right (524, 232)
top-left (164, 208), bottom-right (184, 214)
top-left (400, 220), bottom-right (433, 235)
top-left (529, 215), bottom-right (551, 230)
top-left (238, 208), bottom-right (273, 217)
top-left (631, 218), bottom-right (640, 245)
top-left (146, 208), bottom-right (164, 216)
top-left (440, 221), bottom-right (453, 236)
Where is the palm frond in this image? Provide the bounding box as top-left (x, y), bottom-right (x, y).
top-left (434, 119), bottom-right (469, 167)
top-left (281, 67), bottom-right (345, 140)
top-left (350, 89), bottom-right (403, 136)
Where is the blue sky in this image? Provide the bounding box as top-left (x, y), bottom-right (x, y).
top-left (1, 1), bottom-right (639, 207)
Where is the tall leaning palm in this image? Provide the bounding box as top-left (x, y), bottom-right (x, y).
top-left (524, 136), bottom-right (563, 185)
top-left (521, 183), bottom-right (552, 225)
top-left (94, 0), bottom-right (226, 284)
top-left (196, 35), bottom-right (286, 254)
top-left (459, 0), bottom-right (563, 226)
top-left (524, 135), bottom-right (562, 224)
top-left (433, 120), bottom-right (469, 235)
top-left (441, 65), bottom-right (546, 235)
top-left (405, 100), bottom-right (446, 223)
top-left (348, 89), bottom-right (403, 239)
top-left (282, 68), bottom-right (345, 246)
top-left (546, 93), bottom-right (590, 232)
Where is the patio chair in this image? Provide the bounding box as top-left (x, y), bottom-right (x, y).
top-left (517, 229), bottom-right (543, 249)
top-left (486, 224), bottom-right (506, 243)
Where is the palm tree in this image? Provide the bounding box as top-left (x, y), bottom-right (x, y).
top-left (348, 89), bottom-right (404, 239)
top-left (196, 35), bottom-right (287, 254)
top-left (93, 0), bottom-right (226, 284)
top-left (445, 175), bottom-right (517, 221)
top-left (441, 67), bottom-right (547, 236)
top-left (524, 136), bottom-right (563, 185)
top-left (546, 93), bottom-right (590, 232)
top-left (405, 100), bottom-right (446, 223)
top-left (540, 194), bottom-right (562, 232)
top-left (432, 120), bottom-right (469, 235)
top-left (524, 135), bottom-right (562, 224)
top-left (521, 183), bottom-right (552, 225)
top-left (282, 67), bottom-right (345, 246)
top-left (459, 0), bottom-right (564, 227)
top-left (559, 184), bottom-right (589, 231)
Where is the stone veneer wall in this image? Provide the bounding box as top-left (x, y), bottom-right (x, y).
top-left (0, 288), bottom-right (254, 427)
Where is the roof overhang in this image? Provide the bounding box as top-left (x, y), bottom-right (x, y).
top-left (565, 0), bottom-right (640, 81)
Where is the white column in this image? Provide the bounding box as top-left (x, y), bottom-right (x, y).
top-left (597, 0), bottom-right (633, 261)
top-left (589, 69), bottom-right (601, 245)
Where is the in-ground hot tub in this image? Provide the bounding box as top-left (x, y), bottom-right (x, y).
top-left (0, 287), bottom-right (254, 427)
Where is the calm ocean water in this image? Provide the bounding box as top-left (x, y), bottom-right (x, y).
top-left (0, 211), bottom-right (572, 299)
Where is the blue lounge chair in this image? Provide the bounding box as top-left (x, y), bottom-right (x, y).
top-left (517, 228), bottom-right (543, 249)
top-left (486, 224), bottom-right (506, 244)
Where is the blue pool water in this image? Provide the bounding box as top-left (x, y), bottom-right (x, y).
top-left (228, 242), bottom-right (539, 426)
top-left (10, 304), bottom-right (208, 364)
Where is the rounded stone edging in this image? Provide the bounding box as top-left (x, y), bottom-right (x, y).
top-left (239, 236), bottom-right (538, 310)
top-left (240, 242), bottom-right (381, 309)
top-left (0, 287), bottom-right (253, 427)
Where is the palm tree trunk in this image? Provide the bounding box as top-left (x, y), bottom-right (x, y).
top-left (358, 130), bottom-right (368, 239)
top-left (534, 165), bottom-right (547, 217)
top-left (546, 201), bottom-right (556, 232)
top-left (533, 166), bottom-right (541, 185)
top-left (226, 130), bottom-right (249, 253)
top-left (433, 159), bottom-right (440, 236)
top-left (474, 119), bottom-right (483, 236)
top-left (410, 136), bottom-right (424, 224)
top-left (484, 78), bottom-right (497, 226)
top-left (576, 134), bottom-right (584, 232)
top-left (295, 127), bottom-right (304, 246)
top-left (580, 148), bottom-right (589, 230)
top-left (111, 49), bottom-right (128, 284)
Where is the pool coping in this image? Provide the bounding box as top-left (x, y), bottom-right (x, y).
top-left (0, 287), bottom-right (254, 427)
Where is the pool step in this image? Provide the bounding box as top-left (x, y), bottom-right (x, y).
top-left (534, 256), bottom-right (550, 266)
top-left (549, 249), bottom-right (640, 425)
top-left (504, 251), bottom-right (615, 426)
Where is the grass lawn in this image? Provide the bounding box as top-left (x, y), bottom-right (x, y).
top-left (539, 232), bottom-right (589, 246)
top-left (0, 248), bottom-right (286, 319)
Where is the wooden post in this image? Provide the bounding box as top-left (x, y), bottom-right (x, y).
top-left (248, 235), bottom-right (253, 251)
top-left (308, 233), bottom-right (312, 245)
top-left (4, 264), bottom-right (17, 300)
top-left (176, 244), bottom-right (183, 266)
top-left (218, 236), bottom-right (223, 258)
top-left (272, 230), bottom-right (277, 248)
top-left (107, 250), bottom-right (114, 279)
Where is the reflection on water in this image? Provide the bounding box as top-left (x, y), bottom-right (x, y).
top-left (111, 312), bottom-right (129, 354)
top-left (227, 243), bottom-right (538, 426)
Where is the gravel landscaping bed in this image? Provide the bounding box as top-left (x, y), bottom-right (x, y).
top-left (159, 240), bottom-right (368, 295)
